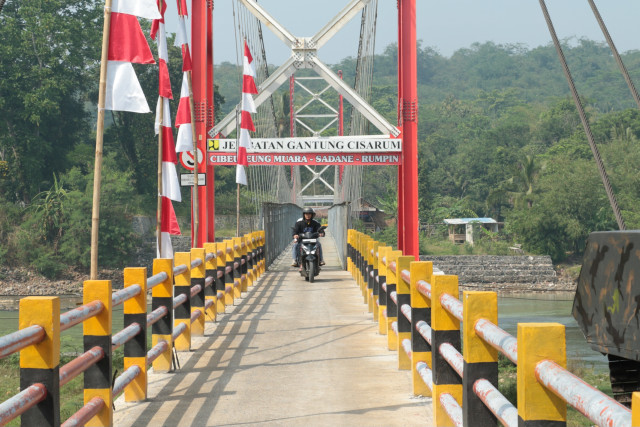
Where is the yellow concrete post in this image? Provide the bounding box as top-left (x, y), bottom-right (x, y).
top-left (371, 241), bottom-right (381, 322)
top-left (123, 267), bottom-right (147, 402)
top-left (152, 258), bottom-right (173, 372)
top-left (190, 248), bottom-right (206, 337)
top-left (410, 261), bottom-right (433, 396)
top-left (431, 275), bottom-right (461, 427)
top-left (517, 323), bottom-right (567, 425)
top-left (377, 246), bottom-right (391, 335)
top-left (173, 252), bottom-right (191, 351)
top-left (232, 237), bottom-right (242, 298)
top-left (632, 392), bottom-right (640, 426)
top-left (386, 250), bottom-right (403, 350)
top-left (83, 280), bottom-right (113, 427)
top-left (203, 242), bottom-right (218, 322)
top-left (396, 255), bottom-right (413, 370)
top-left (19, 296), bottom-right (60, 426)
top-left (462, 291), bottom-right (498, 425)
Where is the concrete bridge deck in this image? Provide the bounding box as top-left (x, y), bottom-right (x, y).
top-left (113, 236), bottom-right (432, 426)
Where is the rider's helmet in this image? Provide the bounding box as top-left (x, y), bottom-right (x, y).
top-left (302, 207), bottom-right (315, 219)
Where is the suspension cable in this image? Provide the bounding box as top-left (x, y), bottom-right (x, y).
top-left (538, 0), bottom-right (625, 230)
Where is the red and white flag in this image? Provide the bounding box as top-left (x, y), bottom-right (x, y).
top-left (174, 73), bottom-right (193, 152)
top-left (155, 98), bottom-right (181, 202)
top-left (150, 0), bottom-right (172, 99)
top-left (105, 0), bottom-right (160, 113)
top-left (174, 0), bottom-right (193, 72)
top-left (237, 41), bottom-right (258, 186)
top-left (157, 195), bottom-right (181, 258)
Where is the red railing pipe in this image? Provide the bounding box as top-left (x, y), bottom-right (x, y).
top-left (474, 318), bottom-right (518, 364)
top-left (61, 396), bottom-right (105, 427)
top-left (147, 340), bottom-right (169, 364)
top-left (416, 280), bottom-right (431, 299)
top-left (473, 379), bottom-right (518, 427)
top-left (439, 342), bottom-right (464, 378)
top-left (0, 325), bottom-right (45, 359)
top-left (416, 361), bottom-right (433, 391)
top-left (0, 383), bottom-right (46, 425)
top-left (112, 365), bottom-right (142, 397)
top-left (60, 300), bottom-right (104, 332)
top-left (59, 346), bottom-right (105, 387)
top-left (111, 284), bottom-right (141, 307)
top-left (440, 293), bottom-right (463, 322)
top-left (401, 269), bottom-right (411, 284)
top-left (535, 359), bottom-right (631, 426)
top-left (173, 264), bottom-right (188, 276)
top-left (111, 323), bottom-right (142, 351)
top-left (415, 320), bottom-right (432, 345)
top-left (439, 393), bottom-right (463, 427)
top-left (147, 271), bottom-right (168, 289)
top-left (147, 306), bottom-right (169, 327)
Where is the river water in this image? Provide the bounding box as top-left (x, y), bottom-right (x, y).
top-left (0, 292), bottom-right (609, 371)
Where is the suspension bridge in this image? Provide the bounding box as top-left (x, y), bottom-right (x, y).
top-left (3, 0), bottom-right (640, 425)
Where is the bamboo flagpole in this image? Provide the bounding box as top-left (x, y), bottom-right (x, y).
top-left (90, 0), bottom-right (114, 279)
top-left (156, 89), bottom-right (164, 256)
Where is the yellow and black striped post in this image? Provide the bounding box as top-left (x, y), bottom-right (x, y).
top-left (431, 275), bottom-right (462, 426)
top-left (386, 250), bottom-right (403, 350)
top-left (410, 261), bottom-right (432, 396)
top-left (174, 252), bottom-right (191, 351)
top-left (396, 255), bottom-right (413, 370)
top-left (83, 280), bottom-right (112, 426)
top-left (191, 248), bottom-right (206, 337)
top-left (366, 240), bottom-right (377, 312)
top-left (245, 234), bottom-right (254, 288)
top-left (232, 238), bottom-right (242, 299)
top-left (632, 392), bottom-right (640, 426)
top-left (240, 237), bottom-right (248, 292)
top-left (377, 246), bottom-right (391, 335)
top-left (517, 323), bottom-right (566, 426)
top-left (223, 241), bottom-right (235, 306)
top-left (258, 231), bottom-right (265, 274)
top-left (462, 291), bottom-right (498, 426)
top-left (152, 258), bottom-right (173, 372)
top-left (371, 241), bottom-right (381, 322)
top-left (360, 235), bottom-right (370, 302)
top-left (347, 230), bottom-right (353, 274)
top-left (19, 296), bottom-right (60, 426)
top-left (203, 242), bottom-right (218, 322)
top-left (123, 267), bottom-right (147, 402)
top-left (214, 242), bottom-right (227, 311)
top-left (356, 232), bottom-right (363, 289)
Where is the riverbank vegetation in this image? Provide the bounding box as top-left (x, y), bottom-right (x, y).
top-left (3, 0), bottom-right (640, 278)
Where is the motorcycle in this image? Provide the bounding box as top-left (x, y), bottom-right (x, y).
top-left (297, 226), bottom-right (326, 283)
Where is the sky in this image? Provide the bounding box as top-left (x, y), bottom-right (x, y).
top-left (164, 1), bottom-right (640, 66)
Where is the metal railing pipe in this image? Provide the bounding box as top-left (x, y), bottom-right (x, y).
top-left (173, 293), bottom-right (187, 309)
top-left (59, 346), bottom-right (105, 387)
top-left (190, 309), bottom-right (202, 324)
top-left (440, 293), bottom-right (463, 322)
top-left (146, 306), bottom-right (168, 327)
top-left (401, 338), bottom-right (412, 359)
top-left (401, 269), bottom-right (411, 284)
top-left (400, 304), bottom-right (412, 323)
top-left (191, 258), bottom-right (202, 269)
top-left (535, 359), bottom-right (632, 426)
top-left (475, 318), bottom-right (517, 364)
top-left (147, 340), bottom-right (169, 364)
top-left (172, 322), bottom-right (187, 341)
top-left (112, 365), bottom-right (142, 398)
top-left (439, 342), bottom-right (464, 378)
top-left (173, 264), bottom-right (188, 276)
top-left (473, 379), bottom-right (518, 427)
top-left (439, 393), bottom-right (463, 427)
top-left (190, 284), bottom-right (202, 298)
top-left (61, 396), bottom-right (105, 427)
top-left (0, 325), bottom-right (45, 359)
top-left (416, 361), bottom-right (433, 391)
top-left (416, 280), bottom-right (431, 299)
top-left (111, 284), bottom-right (141, 307)
top-left (147, 271), bottom-right (168, 289)
top-left (0, 383), bottom-right (46, 425)
top-left (416, 320), bottom-right (432, 345)
top-left (111, 323), bottom-right (142, 351)
top-left (60, 300), bottom-right (104, 332)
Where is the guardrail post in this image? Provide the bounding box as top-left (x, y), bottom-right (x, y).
top-left (366, 240), bottom-right (376, 312)
top-left (83, 280), bottom-right (112, 426)
top-left (371, 241), bottom-right (381, 322)
top-left (174, 252), bottom-right (191, 351)
top-left (204, 242), bottom-right (218, 322)
top-left (215, 242), bottom-right (227, 312)
top-left (377, 246), bottom-right (391, 335)
top-left (431, 275), bottom-right (461, 427)
top-left (386, 250), bottom-right (402, 350)
top-left (347, 230), bottom-right (353, 275)
top-left (152, 258), bottom-right (173, 372)
top-left (356, 232), bottom-right (363, 290)
top-left (633, 392), bottom-right (640, 426)
top-left (191, 248), bottom-right (206, 337)
top-left (517, 323), bottom-right (566, 425)
top-left (19, 296), bottom-right (60, 426)
top-left (245, 234), bottom-right (254, 288)
top-left (462, 291), bottom-right (498, 426)
top-left (259, 231), bottom-right (266, 273)
top-left (231, 238), bottom-right (241, 299)
top-left (410, 261), bottom-right (432, 396)
top-left (396, 255), bottom-right (413, 370)
top-left (123, 267), bottom-right (147, 402)
top-left (223, 241), bottom-right (235, 306)
top-left (360, 235), bottom-right (370, 302)
top-left (240, 237), bottom-right (248, 292)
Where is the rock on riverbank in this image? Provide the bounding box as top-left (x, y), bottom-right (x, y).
top-left (0, 267), bottom-right (124, 296)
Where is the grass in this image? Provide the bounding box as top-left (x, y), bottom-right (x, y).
top-left (498, 353), bottom-right (613, 426)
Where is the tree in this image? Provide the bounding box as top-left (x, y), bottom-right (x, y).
top-left (0, 0), bottom-right (101, 202)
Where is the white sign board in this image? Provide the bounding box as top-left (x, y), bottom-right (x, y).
top-left (207, 136), bottom-right (401, 153)
top-left (180, 173), bottom-right (206, 186)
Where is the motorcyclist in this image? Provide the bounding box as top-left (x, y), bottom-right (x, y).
top-left (291, 207), bottom-right (325, 267)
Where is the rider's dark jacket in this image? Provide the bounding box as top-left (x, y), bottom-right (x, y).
top-left (292, 218), bottom-right (323, 240)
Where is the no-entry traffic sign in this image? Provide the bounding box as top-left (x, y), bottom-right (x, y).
top-left (179, 149), bottom-right (204, 171)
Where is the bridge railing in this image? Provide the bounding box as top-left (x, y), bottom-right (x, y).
top-left (328, 202), bottom-right (351, 270)
top-left (0, 231), bottom-right (266, 427)
top-left (347, 229), bottom-right (639, 427)
top-left (263, 202), bottom-right (302, 268)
